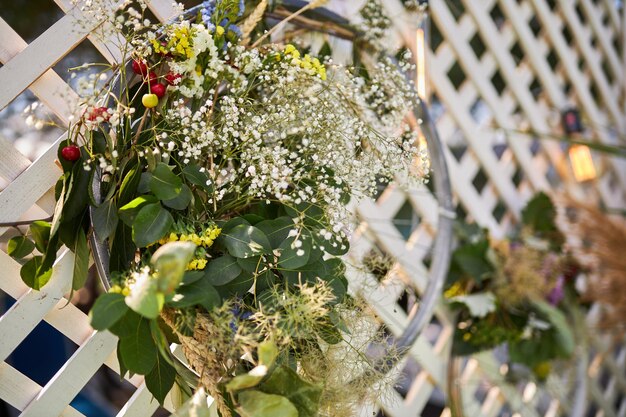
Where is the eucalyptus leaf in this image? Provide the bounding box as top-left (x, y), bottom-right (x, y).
top-left (219, 224), bottom-right (272, 258)
top-left (151, 241), bottom-right (197, 294)
top-left (449, 292), bottom-right (497, 318)
top-left (163, 184), bottom-right (192, 210)
top-left (125, 272), bottom-right (164, 319)
top-left (169, 278), bottom-right (221, 310)
top-left (237, 390), bottom-right (298, 417)
top-left (132, 203), bottom-right (174, 248)
top-left (150, 162), bottom-right (182, 200)
top-left (278, 236), bottom-right (311, 270)
top-left (204, 254), bottom-right (242, 286)
top-left (255, 217), bottom-right (294, 249)
top-left (118, 195), bottom-right (158, 226)
top-left (89, 293), bottom-right (129, 330)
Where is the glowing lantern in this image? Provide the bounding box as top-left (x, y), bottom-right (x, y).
top-left (569, 144), bottom-right (597, 182)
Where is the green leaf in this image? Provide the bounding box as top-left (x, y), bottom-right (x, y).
top-left (215, 270), bottom-right (255, 298)
top-left (226, 370), bottom-right (266, 392)
top-left (20, 256), bottom-right (53, 290)
top-left (90, 293), bottom-right (129, 330)
top-left (163, 184), bottom-right (192, 210)
top-left (137, 172), bottom-right (152, 194)
top-left (258, 340), bottom-right (279, 367)
top-left (168, 278), bottom-right (221, 310)
top-left (278, 236), bottom-right (311, 270)
top-left (172, 389), bottom-right (212, 417)
top-left (237, 256), bottom-right (262, 273)
top-left (532, 300), bottom-right (575, 357)
top-left (92, 199), bottom-right (119, 242)
top-left (30, 221), bottom-right (51, 253)
top-left (452, 240), bottom-right (493, 283)
top-left (255, 217), bottom-right (294, 249)
top-left (204, 254), bottom-right (242, 286)
top-left (71, 227), bottom-right (90, 291)
top-left (110, 223), bottom-right (136, 273)
top-left (522, 192), bottom-right (557, 232)
top-left (132, 203), bottom-right (174, 248)
top-left (145, 353), bottom-right (176, 405)
top-left (151, 241), bottom-right (197, 294)
top-left (219, 224), bottom-right (272, 258)
top-left (237, 391), bottom-right (298, 417)
top-left (182, 164), bottom-right (211, 192)
top-left (118, 195), bottom-right (158, 226)
top-left (7, 236), bottom-right (35, 259)
top-left (118, 165), bottom-right (141, 207)
top-left (150, 163), bottom-right (182, 200)
top-left (125, 272), bottom-right (165, 319)
top-left (182, 270), bottom-right (204, 285)
top-left (63, 161), bottom-right (90, 220)
top-left (449, 292), bottom-right (497, 318)
top-left (259, 366), bottom-right (322, 417)
top-left (117, 316), bottom-right (158, 375)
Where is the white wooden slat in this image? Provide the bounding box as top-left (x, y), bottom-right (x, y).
top-left (462, 0), bottom-right (573, 190)
top-left (0, 138), bottom-right (31, 182)
top-left (558, 0), bottom-right (623, 133)
top-left (0, 251), bottom-right (73, 362)
top-left (0, 7), bottom-right (100, 112)
top-left (0, 136), bottom-right (61, 227)
top-left (19, 331), bottom-right (117, 417)
top-left (0, 17), bottom-right (77, 125)
top-left (579, 0), bottom-right (622, 84)
top-left (0, 363), bottom-right (85, 417)
top-left (531, 0), bottom-right (626, 193)
top-left (115, 383), bottom-right (161, 417)
top-left (52, 0), bottom-right (123, 64)
top-left (146, 0), bottom-right (181, 22)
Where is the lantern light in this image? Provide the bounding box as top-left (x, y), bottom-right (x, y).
top-left (569, 144), bottom-right (597, 182)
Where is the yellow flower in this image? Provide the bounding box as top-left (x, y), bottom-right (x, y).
top-left (284, 44), bottom-right (296, 54)
top-left (216, 25), bottom-right (225, 36)
top-left (186, 258), bottom-right (208, 270)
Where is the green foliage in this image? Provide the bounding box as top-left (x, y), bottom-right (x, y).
top-left (29, 221), bottom-right (51, 253)
top-left (150, 162), bottom-right (183, 200)
top-left (7, 236), bottom-right (35, 259)
top-left (90, 293), bottom-right (129, 330)
top-left (237, 391), bottom-right (298, 417)
top-left (132, 203), bottom-right (174, 247)
top-left (259, 365), bottom-right (322, 417)
top-left (218, 224), bottom-right (272, 258)
top-left (145, 353), bottom-right (176, 405)
top-left (20, 256), bottom-right (53, 289)
top-left (204, 254), bottom-right (242, 285)
top-left (115, 313), bottom-right (158, 374)
top-left (92, 199), bottom-right (119, 241)
top-left (521, 192), bottom-right (557, 233)
top-left (71, 227), bottom-right (90, 290)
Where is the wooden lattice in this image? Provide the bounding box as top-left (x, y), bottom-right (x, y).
top-left (0, 0), bottom-right (625, 416)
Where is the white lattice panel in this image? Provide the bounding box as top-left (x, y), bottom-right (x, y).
top-left (0, 0), bottom-right (625, 416)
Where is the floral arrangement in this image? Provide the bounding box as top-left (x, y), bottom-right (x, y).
top-left (444, 193), bottom-right (582, 379)
top-left (8, 0), bottom-right (427, 415)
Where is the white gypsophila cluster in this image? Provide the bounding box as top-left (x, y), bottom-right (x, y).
top-left (158, 45), bottom-right (425, 234)
top-left (357, 0), bottom-right (393, 51)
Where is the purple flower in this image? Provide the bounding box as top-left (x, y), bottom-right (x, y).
top-left (547, 275), bottom-right (565, 305)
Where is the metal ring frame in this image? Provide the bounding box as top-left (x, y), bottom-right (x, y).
top-left (89, 0), bottom-right (454, 386)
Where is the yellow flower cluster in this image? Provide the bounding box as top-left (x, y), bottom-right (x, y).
top-left (283, 44), bottom-right (327, 80)
top-left (187, 258), bottom-right (208, 270)
top-left (109, 285), bottom-right (130, 296)
top-left (157, 226), bottom-right (221, 247)
top-left (151, 26), bottom-right (194, 59)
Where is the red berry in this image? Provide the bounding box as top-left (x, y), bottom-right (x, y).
top-left (61, 145), bottom-right (81, 162)
top-left (146, 71), bottom-right (158, 85)
top-left (86, 106), bottom-right (110, 122)
top-left (132, 60), bottom-right (148, 76)
top-left (165, 72), bottom-right (181, 85)
top-left (151, 83), bottom-right (167, 98)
